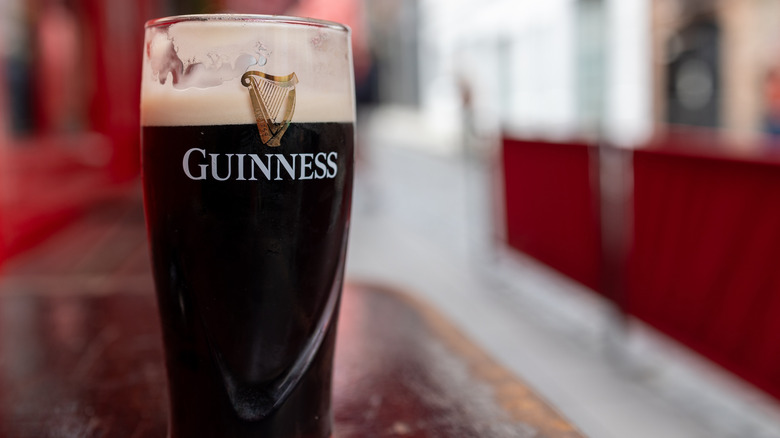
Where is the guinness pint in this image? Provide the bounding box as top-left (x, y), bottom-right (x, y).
top-left (141, 15), bottom-right (355, 438)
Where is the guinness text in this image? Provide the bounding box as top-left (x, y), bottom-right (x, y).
top-left (183, 148), bottom-right (339, 181)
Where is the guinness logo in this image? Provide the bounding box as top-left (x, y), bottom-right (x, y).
top-left (241, 71), bottom-right (298, 147)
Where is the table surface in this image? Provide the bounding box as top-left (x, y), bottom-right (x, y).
top-left (0, 190), bottom-right (584, 438)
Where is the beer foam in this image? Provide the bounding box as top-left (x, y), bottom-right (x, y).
top-left (141, 15), bottom-right (355, 125)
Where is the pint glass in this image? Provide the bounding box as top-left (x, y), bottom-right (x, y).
top-left (140, 15), bottom-right (354, 438)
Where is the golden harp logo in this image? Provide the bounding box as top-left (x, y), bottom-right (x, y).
top-left (241, 71), bottom-right (299, 147)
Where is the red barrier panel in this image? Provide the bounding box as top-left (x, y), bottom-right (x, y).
top-left (629, 148), bottom-right (780, 400)
top-left (501, 138), bottom-right (603, 293)
top-left (501, 131), bottom-right (780, 401)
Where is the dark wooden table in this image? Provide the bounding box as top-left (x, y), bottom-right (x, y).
top-left (0, 190), bottom-right (584, 437)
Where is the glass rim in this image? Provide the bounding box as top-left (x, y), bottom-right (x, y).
top-left (145, 14), bottom-right (349, 32)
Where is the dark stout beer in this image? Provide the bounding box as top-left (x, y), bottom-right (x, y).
top-left (141, 14), bottom-right (355, 438)
top-left (143, 122), bottom-right (353, 437)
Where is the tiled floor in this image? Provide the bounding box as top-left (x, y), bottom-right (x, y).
top-left (345, 108), bottom-right (780, 437)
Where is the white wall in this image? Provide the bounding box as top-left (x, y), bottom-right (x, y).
top-left (604, 0), bottom-right (652, 146)
top-left (417, 0), bottom-right (652, 147)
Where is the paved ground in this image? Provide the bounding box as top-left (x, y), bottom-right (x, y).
top-left (345, 107), bottom-right (780, 438)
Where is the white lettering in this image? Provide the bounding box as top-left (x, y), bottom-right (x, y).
top-left (182, 150), bottom-right (340, 181)
top-left (236, 154), bottom-right (246, 180)
top-left (210, 154), bottom-right (234, 181)
top-left (250, 154), bottom-right (272, 180)
top-left (299, 153), bottom-right (314, 180)
top-left (314, 152), bottom-right (328, 179)
top-left (326, 152), bottom-right (338, 178)
top-left (183, 148), bottom-right (208, 180)
top-left (275, 154), bottom-right (297, 180)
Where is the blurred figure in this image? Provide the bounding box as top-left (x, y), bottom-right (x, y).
top-left (1, 0), bottom-right (33, 135)
top-left (35, 0), bottom-right (80, 134)
top-left (0, 30), bottom-right (7, 142)
top-left (764, 65), bottom-right (780, 140)
top-left (458, 75), bottom-right (477, 156)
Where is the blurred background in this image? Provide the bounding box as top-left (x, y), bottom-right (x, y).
top-left (4, 0), bottom-right (780, 436)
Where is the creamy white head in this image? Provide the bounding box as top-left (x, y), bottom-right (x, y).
top-left (141, 15), bottom-right (355, 126)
